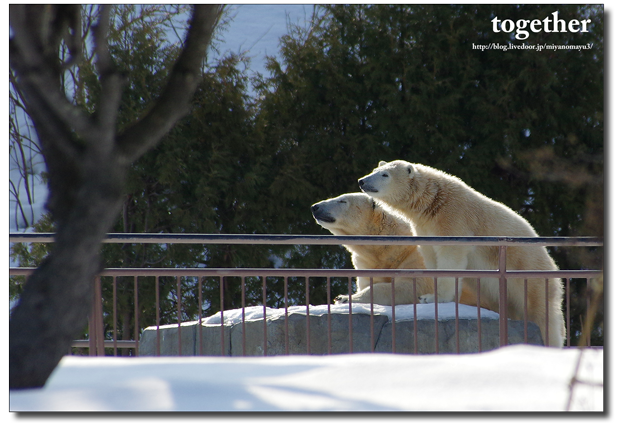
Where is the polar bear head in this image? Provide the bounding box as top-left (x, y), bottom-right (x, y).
top-left (311, 192), bottom-right (411, 236)
top-left (311, 193), bottom-right (378, 236)
top-left (358, 160), bottom-right (420, 206)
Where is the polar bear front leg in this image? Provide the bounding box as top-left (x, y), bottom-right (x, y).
top-left (418, 246), bottom-right (469, 304)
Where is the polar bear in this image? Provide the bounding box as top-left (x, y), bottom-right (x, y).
top-left (311, 192), bottom-right (480, 307)
top-left (358, 160), bottom-right (566, 347)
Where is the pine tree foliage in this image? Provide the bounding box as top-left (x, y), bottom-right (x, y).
top-left (259, 4), bottom-right (602, 241)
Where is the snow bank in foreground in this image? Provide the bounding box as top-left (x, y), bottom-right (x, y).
top-left (9, 345), bottom-right (602, 412)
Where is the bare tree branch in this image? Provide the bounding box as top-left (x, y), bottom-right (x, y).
top-left (92, 5), bottom-right (124, 152)
top-left (9, 5), bottom-right (97, 159)
top-left (116, 4), bottom-right (225, 164)
top-left (55, 5), bottom-right (84, 69)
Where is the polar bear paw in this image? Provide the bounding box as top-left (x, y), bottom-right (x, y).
top-left (418, 294), bottom-right (436, 304)
top-left (334, 294), bottom-right (350, 304)
top-left (419, 293), bottom-right (456, 304)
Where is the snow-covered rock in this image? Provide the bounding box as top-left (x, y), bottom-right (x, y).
top-left (139, 303), bottom-right (543, 356)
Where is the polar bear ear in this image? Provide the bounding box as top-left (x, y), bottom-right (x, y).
top-left (378, 161), bottom-right (387, 167)
top-left (407, 164), bottom-right (414, 178)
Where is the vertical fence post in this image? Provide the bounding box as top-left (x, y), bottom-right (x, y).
top-left (88, 300), bottom-right (95, 357)
top-left (89, 277), bottom-right (105, 357)
top-left (112, 276), bottom-right (118, 356)
top-left (369, 278), bottom-right (374, 353)
top-left (476, 278), bottom-right (481, 352)
top-left (499, 245), bottom-right (508, 347)
top-left (434, 278), bottom-right (439, 353)
top-left (134, 276), bottom-right (139, 356)
top-left (545, 279), bottom-right (550, 347)
top-left (565, 278), bottom-right (571, 347)
top-left (95, 277), bottom-right (105, 356)
top-left (241, 277), bottom-right (246, 356)
top-left (585, 278), bottom-right (592, 347)
top-left (262, 277), bottom-right (268, 356)
top-left (413, 278), bottom-right (418, 354)
top-left (523, 279), bottom-right (528, 345)
top-left (155, 276), bottom-right (161, 356)
top-left (454, 277), bottom-right (459, 354)
top-left (327, 277), bottom-right (332, 355)
top-left (347, 277), bottom-right (353, 354)
top-left (305, 276), bottom-right (311, 354)
top-left (391, 278), bottom-right (396, 354)
top-left (219, 276), bottom-right (225, 357)
top-left (284, 277), bottom-right (290, 355)
top-left (198, 277), bottom-right (203, 356)
top-left (176, 276), bottom-right (182, 356)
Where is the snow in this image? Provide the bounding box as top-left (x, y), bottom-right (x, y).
top-left (143, 303), bottom-right (501, 342)
top-left (8, 345), bottom-right (603, 414)
top-left (174, 303), bottom-right (499, 328)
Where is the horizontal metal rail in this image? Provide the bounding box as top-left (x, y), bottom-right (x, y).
top-left (8, 232), bottom-right (603, 247)
top-left (71, 340), bottom-right (135, 349)
top-left (9, 267), bottom-right (602, 279)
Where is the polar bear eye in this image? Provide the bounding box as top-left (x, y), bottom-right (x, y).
top-left (382, 173), bottom-right (389, 177)
top-left (338, 200), bottom-right (347, 204)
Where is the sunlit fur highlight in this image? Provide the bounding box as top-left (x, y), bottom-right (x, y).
top-left (358, 160), bottom-right (566, 347)
top-left (311, 192), bottom-right (480, 307)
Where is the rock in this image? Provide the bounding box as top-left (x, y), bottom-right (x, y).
top-left (139, 305), bottom-right (543, 356)
top-left (139, 322), bottom-right (199, 356)
top-left (228, 312), bottom-right (388, 356)
top-left (375, 319), bottom-right (544, 354)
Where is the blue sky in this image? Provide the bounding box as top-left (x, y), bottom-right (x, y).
top-left (215, 4), bottom-right (313, 77)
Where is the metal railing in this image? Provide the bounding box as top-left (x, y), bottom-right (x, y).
top-left (9, 233), bottom-right (603, 356)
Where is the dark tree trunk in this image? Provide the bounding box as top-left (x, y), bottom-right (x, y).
top-left (9, 4), bottom-right (223, 389)
top-left (9, 155), bottom-right (126, 388)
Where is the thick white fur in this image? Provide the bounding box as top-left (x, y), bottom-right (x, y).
top-left (311, 192), bottom-right (480, 307)
top-left (358, 160), bottom-right (566, 347)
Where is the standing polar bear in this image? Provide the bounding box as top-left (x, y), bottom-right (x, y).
top-left (311, 192), bottom-right (480, 307)
top-left (358, 160), bottom-right (566, 347)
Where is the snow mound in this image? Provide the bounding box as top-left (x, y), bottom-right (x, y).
top-left (9, 345), bottom-right (603, 412)
top-left (200, 303), bottom-right (500, 326)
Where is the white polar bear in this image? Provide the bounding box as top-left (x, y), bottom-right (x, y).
top-left (358, 160), bottom-right (566, 347)
top-left (311, 192), bottom-right (480, 307)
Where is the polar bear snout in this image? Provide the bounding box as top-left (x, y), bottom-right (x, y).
top-left (358, 178), bottom-right (378, 193)
top-left (311, 204), bottom-right (336, 223)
